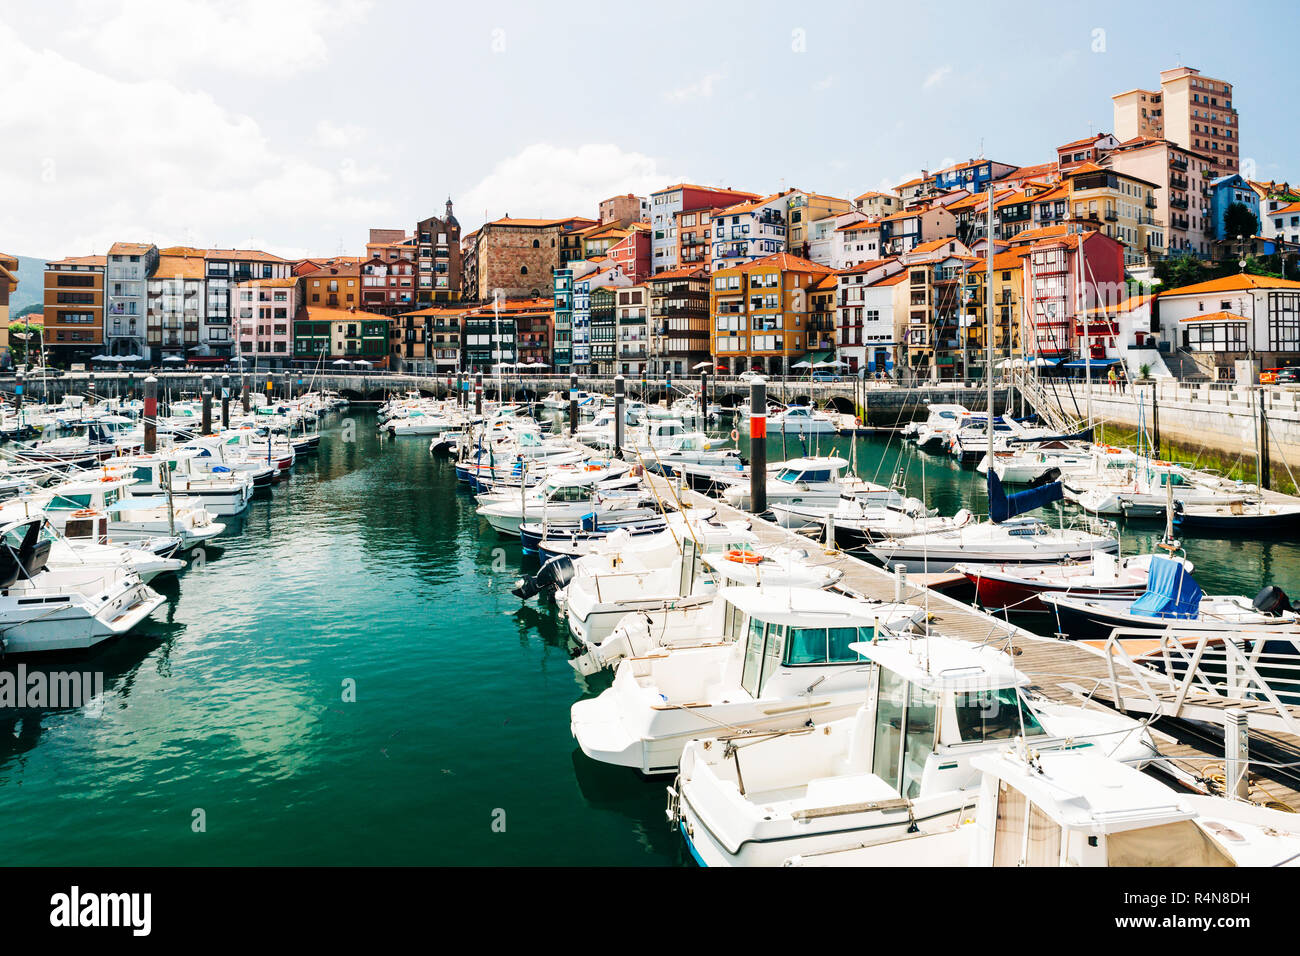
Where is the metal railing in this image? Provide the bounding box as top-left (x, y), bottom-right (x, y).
top-left (1103, 627), bottom-right (1300, 737)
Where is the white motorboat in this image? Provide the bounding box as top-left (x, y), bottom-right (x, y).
top-left (759, 405), bottom-right (837, 436)
top-left (786, 749), bottom-right (1300, 867)
top-left (722, 456), bottom-right (853, 511)
top-left (474, 469), bottom-right (648, 537)
top-left (571, 586), bottom-right (918, 775)
top-left (0, 514), bottom-right (165, 655)
top-left (672, 635), bottom-right (1155, 867)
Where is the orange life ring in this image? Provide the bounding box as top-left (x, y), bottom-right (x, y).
top-left (729, 429), bottom-right (739, 442)
top-left (100, 475), bottom-right (116, 483)
top-left (726, 549), bottom-right (762, 565)
top-left (71, 508), bottom-right (97, 518)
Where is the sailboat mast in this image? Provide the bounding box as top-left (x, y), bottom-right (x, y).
top-left (986, 184), bottom-right (994, 458)
top-left (1079, 230), bottom-right (1091, 427)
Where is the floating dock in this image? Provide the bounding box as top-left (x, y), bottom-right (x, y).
top-left (635, 464), bottom-right (1300, 812)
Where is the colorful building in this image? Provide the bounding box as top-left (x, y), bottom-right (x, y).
top-left (649, 183), bottom-right (759, 274)
top-left (709, 252), bottom-right (834, 376)
top-left (105, 242), bottom-right (158, 359)
top-left (647, 266), bottom-right (710, 377)
top-left (293, 307), bottom-right (393, 369)
top-left (43, 255), bottom-right (106, 365)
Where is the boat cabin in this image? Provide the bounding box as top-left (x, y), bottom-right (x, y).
top-left (773, 457), bottom-right (848, 486)
top-left (968, 750), bottom-right (1261, 866)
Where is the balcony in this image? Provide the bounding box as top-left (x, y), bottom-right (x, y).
top-left (1170, 158), bottom-right (1188, 171)
top-left (1170, 198), bottom-right (1188, 211)
top-left (1146, 195), bottom-right (1158, 209)
top-left (1170, 175), bottom-right (1188, 191)
top-left (1104, 210), bottom-right (1118, 222)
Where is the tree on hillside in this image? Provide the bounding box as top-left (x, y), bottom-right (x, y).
top-left (1224, 201), bottom-right (1260, 241)
top-left (7, 321), bottom-right (43, 366)
top-left (1154, 254), bottom-right (1210, 291)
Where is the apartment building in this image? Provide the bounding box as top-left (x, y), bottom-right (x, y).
top-left (360, 256), bottom-right (417, 315)
top-left (1062, 162), bottom-right (1165, 265)
top-left (615, 285), bottom-right (649, 377)
top-left (105, 242), bottom-right (158, 359)
top-left (390, 305), bottom-right (466, 373)
top-left (204, 249), bottom-right (293, 361)
top-left (148, 252), bottom-right (205, 361)
top-left (414, 200), bottom-right (462, 306)
top-left (675, 207), bottom-right (719, 272)
top-left (647, 266), bottom-right (710, 378)
top-left (835, 258), bottom-right (905, 374)
top-left (467, 216), bottom-right (596, 302)
top-left (598, 193), bottom-right (650, 226)
top-left (710, 193), bottom-right (789, 272)
top-left (649, 183), bottom-right (759, 274)
top-left (232, 277), bottom-right (297, 368)
top-left (785, 192), bottom-right (852, 259)
top-left (1113, 66), bottom-right (1240, 177)
top-left (43, 255), bottom-right (106, 364)
top-left (709, 252), bottom-right (834, 376)
top-left (1103, 137), bottom-right (1215, 256)
top-left (293, 307), bottom-right (392, 369)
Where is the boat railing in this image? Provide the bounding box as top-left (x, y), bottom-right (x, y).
top-left (1101, 626), bottom-right (1300, 738)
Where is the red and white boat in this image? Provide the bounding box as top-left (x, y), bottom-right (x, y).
top-left (956, 551), bottom-right (1194, 613)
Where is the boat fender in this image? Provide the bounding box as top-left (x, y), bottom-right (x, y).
top-left (1253, 585), bottom-right (1293, 616)
top-left (953, 508), bottom-right (973, 528)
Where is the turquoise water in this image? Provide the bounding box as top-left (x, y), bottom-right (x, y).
top-left (1, 410), bottom-right (1295, 866)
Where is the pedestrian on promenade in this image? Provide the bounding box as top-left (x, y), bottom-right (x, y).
top-left (1108, 367), bottom-right (1117, 392)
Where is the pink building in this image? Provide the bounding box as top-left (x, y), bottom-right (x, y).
top-left (234, 277), bottom-right (298, 368)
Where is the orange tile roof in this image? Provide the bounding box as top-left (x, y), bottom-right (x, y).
top-left (910, 237), bottom-right (964, 255)
top-left (840, 257), bottom-right (897, 274)
top-left (154, 254), bottom-right (206, 280)
top-left (1269, 201), bottom-right (1300, 216)
top-left (1058, 134), bottom-right (1105, 151)
top-left (807, 273), bottom-right (840, 292)
top-left (1162, 273), bottom-right (1300, 297)
top-left (652, 184), bottom-right (761, 201)
top-left (835, 219), bottom-right (879, 233)
top-left (203, 248), bottom-right (288, 263)
top-left (854, 190), bottom-right (897, 202)
top-left (649, 266), bottom-right (708, 281)
top-left (108, 241), bottom-right (154, 256)
top-left (1084, 292), bottom-right (1156, 315)
top-left (869, 273), bottom-right (908, 287)
top-left (302, 306), bottom-right (391, 322)
top-left (403, 304), bottom-right (472, 317)
top-left (1178, 310), bottom-right (1251, 323)
top-left (236, 276), bottom-right (298, 288)
top-left (484, 217), bottom-right (572, 228)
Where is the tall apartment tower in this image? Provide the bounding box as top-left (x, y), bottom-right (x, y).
top-left (1113, 66), bottom-right (1240, 176)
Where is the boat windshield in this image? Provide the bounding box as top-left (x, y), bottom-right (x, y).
top-left (785, 625), bottom-right (872, 664)
top-left (954, 688), bottom-right (1045, 741)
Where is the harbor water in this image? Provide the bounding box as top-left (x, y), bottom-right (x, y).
top-left (2, 409), bottom-right (1297, 866)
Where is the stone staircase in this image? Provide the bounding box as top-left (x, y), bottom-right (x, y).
top-left (1158, 348), bottom-right (1211, 382)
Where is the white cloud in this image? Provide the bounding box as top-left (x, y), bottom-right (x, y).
top-left (665, 71), bottom-right (724, 102)
top-left (63, 0), bottom-right (372, 80)
top-left (923, 65), bottom-right (953, 90)
top-left (813, 75), bottom-right (834, 92)
top-left (315, 120), bottom-right (365, 149)
top-left (0, 20), bottom-right (394, 257)
top-left (460, 144), bottom-right (678, 226)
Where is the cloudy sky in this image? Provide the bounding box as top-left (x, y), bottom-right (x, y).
top-left (2, 0), bottom-right (1296, 261)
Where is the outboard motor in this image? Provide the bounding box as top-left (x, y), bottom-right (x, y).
top-left (511, 554), bottom-right (576, 601)
top-left (1028, 466), bottom-right (1062, 489)
top-left (1253, 585), bottom-right (1293, 616)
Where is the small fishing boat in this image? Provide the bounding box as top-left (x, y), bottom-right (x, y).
top-left (1173, 498), bottom-right (1300, 538)
top-left (1041, 557), bottom-right (1300, 640)
top-left (958, 551), bottom-right (1194, 613)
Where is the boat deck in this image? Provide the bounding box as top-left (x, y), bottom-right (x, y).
top-left (635, 465), bottom-right (1300, 812)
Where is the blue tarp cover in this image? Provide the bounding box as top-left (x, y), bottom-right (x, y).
top-left (987, 468), bottom-right (1063, 524)
top-left (1129, 557), bottom-right (1202, 619)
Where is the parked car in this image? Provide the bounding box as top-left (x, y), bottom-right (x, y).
top-left (1261, 368), bottom-right (1282, 384)
top-left (738, 370), bottom-right (763, 383)
top-left (810, 370), bottom-right (842, 382)
top-left (1276, 367), bottom-right (1300, 385)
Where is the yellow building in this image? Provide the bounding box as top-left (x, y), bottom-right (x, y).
top-left (1062, 162), bottom-right (1164, 266)
top-left (787, 191), bottom-right (851, 258)
top-left (960, 249), bottom-right (1025, 377)
top-left (710, 252), bottom-right (834, 375)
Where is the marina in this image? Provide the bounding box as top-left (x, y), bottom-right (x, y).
top-left (5, 375), bottom-right (1300, 866)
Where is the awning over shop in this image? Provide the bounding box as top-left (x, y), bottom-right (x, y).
top-left (1059, 358), bottom-right (1121, 369)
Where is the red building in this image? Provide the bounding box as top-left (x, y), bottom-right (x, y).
top-left (1012, 227), bottom-right (1126, 358)
top-left (607, 224), bottom-right (651, 283)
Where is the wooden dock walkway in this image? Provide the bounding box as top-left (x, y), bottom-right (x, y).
top-left (638, 467), bottom-right (1300, 812)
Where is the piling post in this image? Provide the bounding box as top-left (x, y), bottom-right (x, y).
top-left (221, 374), bottom-right (231, 429)
top-left (614, 374), bottom-right (625, 459)
top-left (1225, 709), bottom-right (1250, 800)
top-left (475, 370), bottom-right (483, 416)
top-left (87, 370), bottom-right (95, 406)
top-left (568, 372), bottom-right (578, 437)
top-left (241, 372), bottom-right (250, 414)
top-left (1260, 394), bottom-right (1272, 490)
top-left (201, 374), bottom-right (213, 434)
top-left (749, 376), bottom-right (767, 516)
top-left (144, 376), bottom-right (158, 454)
top-left (14, 370), bottom-right (22, 414)
top-left (1150, 382), bottom-right (1161, 457)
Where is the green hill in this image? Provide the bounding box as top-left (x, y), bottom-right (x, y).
top-left (5, 255), bottom-right (49, 318)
